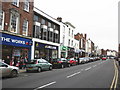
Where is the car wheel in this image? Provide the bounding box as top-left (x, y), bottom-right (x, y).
top-left (68, 64), bottom-right (70, 67)
top-left (26, 70), bottom-right (30, 72)
top-left (61, 64), bottom-right (64, 68)
top-left (10, 70), bottom-right (18, 77)
top-left (49, 66), bottom-right (52, 70)
top-left (37, 67), bottom-right (41, 72)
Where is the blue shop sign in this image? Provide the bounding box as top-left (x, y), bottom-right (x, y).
top-left (0, 33), bottom-right (32, 48)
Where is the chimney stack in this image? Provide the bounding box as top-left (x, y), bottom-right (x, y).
top-left (57, 17), bottom-right (62, 22)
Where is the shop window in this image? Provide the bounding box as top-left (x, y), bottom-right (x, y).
top-left (12, 0), bottom-right (19, 7)
top-left (10, 12), bottom-right (19, 33)
top-left (0, 10), bottom-right (4, 30)
top-left (22, 20), bottom-right (28, 36)
top-left (24, 0), bottom-right (29, 12)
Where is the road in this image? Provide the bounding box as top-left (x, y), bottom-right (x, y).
top-left (2, 59), bottom-right (115, 89)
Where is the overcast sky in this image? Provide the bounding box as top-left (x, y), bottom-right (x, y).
top-left (34, 0), bottom-right (118, 51)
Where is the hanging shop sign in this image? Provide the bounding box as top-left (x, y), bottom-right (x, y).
top-left (61, 46), bottom-right (68, 51)
top-left (0, 33), bottom-right (32, 48)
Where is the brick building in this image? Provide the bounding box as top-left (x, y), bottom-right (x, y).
top-left (101, 49), bottom-right (107, 56)
top-left (74, 33), bottom-right (86, 57)
top-left (1, 0), bottom-right (34, 65)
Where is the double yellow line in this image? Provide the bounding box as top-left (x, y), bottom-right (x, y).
top-left (110, 60), bottom-right (119, 90)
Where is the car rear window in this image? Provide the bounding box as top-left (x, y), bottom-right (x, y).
top-left (26, 59), bottom-right (37, 64)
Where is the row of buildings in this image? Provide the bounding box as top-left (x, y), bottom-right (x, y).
top-left (0, 0), bottom-right (117, 64)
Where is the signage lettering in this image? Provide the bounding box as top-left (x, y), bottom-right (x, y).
top-left (1, 36), bottom-right (28, 45)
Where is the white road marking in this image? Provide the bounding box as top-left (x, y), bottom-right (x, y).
top-left (85, 67), bottom-right (91, 71)
top-left (93, 65), bottom-right (97, 67)
top-left (67, 71), bottom-right (81, 78)
top-left (34, 81), bottom-right (56, 89)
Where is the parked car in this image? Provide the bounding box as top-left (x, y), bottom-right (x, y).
top-left (67, 58), bottom-right (77, 66)
top-left (79, 58), bottom-right (85, 64)
top-left (0, 61), bottom-right (19, 78)
top-left (51, 58), bottom-right (70, 68)
top-left (84, 57), bottom-right (90, 63)
top-left (89, 57), bottom-right (94, 62)
top-left (102, 57), bottom-right (107, 60)
top-left (26, 59), bottom-right (52, 72)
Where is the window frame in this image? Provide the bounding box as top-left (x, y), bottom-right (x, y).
top-left (0, 10), bottom-right (4, 30)
top-left (22, 20), bottom-right (28, 36)
top-left (10, 12), bottom-right (19, 33)
top-left (12, 0), bottom-right (19, 7)
top-left (24, 0), bottom-right (29, 12)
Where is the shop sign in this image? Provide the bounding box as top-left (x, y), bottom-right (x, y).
top-left (61, 46), bottom-right (67, 51)
top-left (0, 33), bottom-right (32, 48)
top-left (45, 45), bottom-right (57, 50)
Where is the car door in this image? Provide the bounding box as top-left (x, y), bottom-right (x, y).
top-left (0, 62), bottom-right (11, 77)
top-left (38, 59), bottom-right (45, 70)
top-left (42, 59), bottom-right (49, 70)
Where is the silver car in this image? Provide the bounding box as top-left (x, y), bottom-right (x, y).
top-left (0, 62), bottom-right (19, 78)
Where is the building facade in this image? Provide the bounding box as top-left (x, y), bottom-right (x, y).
top-left (31, 7), bottom-right (60, 62)
top-left (65, 22), bottom-right (76, 58)
top-left (57, 18), bottom-right (69, 58)
top-left (74, 33), bottom-right (87, 57)
top-left (1, 0), bottom-right (34, 65)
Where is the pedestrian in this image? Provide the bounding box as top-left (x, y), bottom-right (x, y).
top-left (77, 57), bottom-right (80, 65)
top-left (5, 56), bottom-right (10, 65)
top-left (19, 59), bottom-right (23, 69)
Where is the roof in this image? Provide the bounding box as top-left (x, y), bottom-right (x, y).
top-left (65, 22), bottom-right (75, 28)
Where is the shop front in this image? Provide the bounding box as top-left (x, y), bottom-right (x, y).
top-left (74, 49), bottom-right (81, 58)
top-left (34, 42), bottom-right (58, 62)
top-left (60, 46), bottom-right (68, 58)
top-left (0, 33), bottom-right (32, 65)
top-left (67, 47), bottom-right (75, 58)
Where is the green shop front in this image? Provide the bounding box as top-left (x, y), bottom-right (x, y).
top-left (60, 46), bottom-right (68, 58)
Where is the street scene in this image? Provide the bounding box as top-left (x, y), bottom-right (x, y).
top-left (0, 0), bottom-right (120, 89)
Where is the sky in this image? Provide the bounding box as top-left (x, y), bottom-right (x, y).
top-left (34, 0), bottom-right (119, 51)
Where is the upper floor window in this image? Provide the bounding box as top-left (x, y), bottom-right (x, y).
top-left (0, 10), bottom-right (4, 30)
top-left (69, 28), bottom-right (70, 36)
top-left (72, 30), bottom-right (73, 37)
top-left (10, 12), bottom-right (19, 33)
top-left (41, 19), bottom-right (45, 25)
top-left (48, 22), bottom-right (51, 27)
top-left (53, 25), bottom-right (56, 29)
top-left (22, 20), bottom-right (28, 36)
top-left (34, 15), bottom-right (39, 21)
top-left (12, 0), bottom-right (19, 7)
top-left (71, 40), bottom-right (73, 46)
top-left (24, 0), bottom-right (29, 12)
top-left (68, 39), bottom-right (70, 45)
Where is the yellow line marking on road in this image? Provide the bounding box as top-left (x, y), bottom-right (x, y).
top-left (114, 60), bottom-right (118, 89)
top-left (110, 60), bottom-right (118, 90)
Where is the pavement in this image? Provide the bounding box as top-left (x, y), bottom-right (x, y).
top-left (2, 59), bottom-right (115, 89)
top-left (116, 60), bottom-right (120, 89)
top-left (19, 69), bottom-right (26, 73)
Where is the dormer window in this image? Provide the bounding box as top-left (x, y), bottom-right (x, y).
top-left (12, 0), bottom-right (19, 7)
top-left (24, 0), bottom-right (29, 12)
